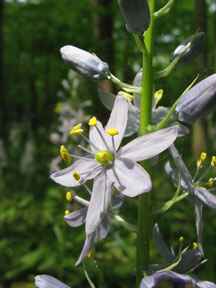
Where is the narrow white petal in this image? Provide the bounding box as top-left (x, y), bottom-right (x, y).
top-left (35, 275), bottom-right (70, 288)
top-left (110, 159), bottom-right (152, 197)
top-left (75, 234), bottom-right (95, 266)
top-left (89, 121), bottom-right (108, 152)
top-left (105, 94), bottom-right (129, 149)
top-left (50, 159), bottom-right (102, 187)
top-left (85, 171), bottom-right (112, 235)
top-left (119, 126), bottom-right (178, 162)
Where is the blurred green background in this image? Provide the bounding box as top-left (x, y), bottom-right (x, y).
top-left (1, 0), bottom-right (216, 287)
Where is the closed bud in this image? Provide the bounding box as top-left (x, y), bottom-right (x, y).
top-left (118, 0), bottom-right (150, 33)
top-left (173, 32), bottom-right (204, 63)
top-left (60, 45), bottom-right (110, 80)
top-left (176, 74), bottom-right (216, 125)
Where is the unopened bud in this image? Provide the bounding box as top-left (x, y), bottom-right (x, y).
top-left (118, 0), bottom-right (150, 33)
top-left (173, 32), bottom-right (204, 63)
top-left (176, 74), bottom-right (216, 125)
top-left (60, 45), bottom-right (110, 80)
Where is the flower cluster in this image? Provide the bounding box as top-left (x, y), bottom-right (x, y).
top-left (34, 0), bottom-right (216, 287)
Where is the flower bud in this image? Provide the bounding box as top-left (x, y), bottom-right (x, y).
top-left (118, 0), bottom-right (150, 33)
top-left (176, 74), bottom-right (216, 125)
top-left (60, 45), bottom-right (110, 80)
top-left (173, 32), bottom-right (204, 63)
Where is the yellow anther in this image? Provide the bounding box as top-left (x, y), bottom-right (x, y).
top-left (69, 123), bottom-right (83, 136)
top-left (179, 236), bottom-right (184, 243)
top-left (211, 156), bottom-right (216, 167)
top-left (154, 89), bottom-right (163, 105)
top-left (208, 178), bottom-right (215, 188)
top-left (60, 145), bottom-right (71, 162)
top-left (88, 116), bottom-right (97, 127)
top-left (106, 128), bottom-right (119, 137)
top-left (66, 191), bottom-right (74, 202)
top-left (73, 171), bottom-right (81, 182)
top-left (87, 250), bottom-right (93, 258)
top-left (119, 91), bottom-right (134, 102)
top-left (54, 102), bottom-right (63, 113)
top-left (64, 209), bottom-right (70, 216)
top-left (200, 152), bottom-right (207, 161)
top-left (192, 242), bottom-right (198, 250)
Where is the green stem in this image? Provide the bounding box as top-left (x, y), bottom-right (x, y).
top-left (109, 73), bottom-right (140, 93)
top-left (136, 0), bottom-right (155, 286)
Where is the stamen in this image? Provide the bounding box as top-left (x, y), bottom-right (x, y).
top-left (118, 91), bottom-right (134, 102)
top-left (78, 145), bottom-right (94, 155)
top-left (200, 152), bottom-right (207, 161)
top-left (154, 89), bottom-right (163, 106)
top-left (106, 128), bottom-right (119, 137)
top-left (95, 125), bottom-right (110, 151)
top-left (69, 123), bottom-right (84, 136)
top-left (197, 152), bottom-right (207, 169)
top-left (80, 134), bottom-right (99, 151)
top-left (88, 116), bottom-right (97, 127)
top-left (112, 167), bottom-right (124, 190)
top-left (64, 209), bottom-right (70, 216)
top-left (66, 191), bottom-right (74, 202)
top-left (211, 156), bottom-right (216, 167)
top-left (208, 178), bottom-right (215, 188)
top-left (60, 145), bottom-right (71, 162)
top-left (73, 171), bottom-right (81, 182)
top-left (192, 242), bottom-right (198, 250)
top-left (70, 194), bottom-right (89, 207)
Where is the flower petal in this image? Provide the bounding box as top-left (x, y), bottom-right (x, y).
top-left (64, 207), bottom-right (87, 227)
top-left (119, 126), bottom-right (178, 162)
top-left (89, 121), bottom-right (108, 152)
top-left (194, 187), bottom-right (216, 209)
top-left (140, 271), bottom-right (195, 288)
top-left (110, 159), bottom-right (152, 197)
top-left (75, 234), bottom-right (95, 266)
top-left (50, 159), bottom-right (101, 187)
top-left (85, 171), bottom-right (112, 235)
top-left (105, 94), bottom-right (129, 150)
top-left (168, 144), bottom-right (193, 191)
top-left (125, 103), bottom-right (139, 137)
top-left (197, 281), bottom-right (216, 288)
top-left (35, 275), bottom-right (70, 288)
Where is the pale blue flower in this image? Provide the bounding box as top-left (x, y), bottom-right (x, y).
top-left (51, 94), bottom-right (178, 237)
top-left (140, 271), bottom-right (216, 288)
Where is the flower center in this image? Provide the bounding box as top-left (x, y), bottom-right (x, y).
top-left (95, 150), bottom-right (113, 166)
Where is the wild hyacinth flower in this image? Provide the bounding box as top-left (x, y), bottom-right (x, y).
top-left (153, 224), bottom-right (204, 274)
top-left (60, 45), bottom-right (110, 80)
top-left (51, 94), bottom-right (178, 237)
top-left (64, 191), bottom-right (123, 265)
top-left (35, 275), bottom-right (70, 288)
top-left (165, 145), bottom-right (216, 248)
top-left (176, 74), bottom-right (216, 125)
top-left (118, 0), bottom-right (150, 33)
top-left (140, 271), bottom-right (216, 288)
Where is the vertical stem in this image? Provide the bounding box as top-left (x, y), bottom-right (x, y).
top-left (136, 0), bottom-right (155, 286)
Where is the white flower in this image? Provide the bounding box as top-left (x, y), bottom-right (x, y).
top-left (51, 94), bottom-right (178, 237)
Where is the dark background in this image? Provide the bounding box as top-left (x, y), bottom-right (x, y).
top-left (0, 0), bottom-right (216, 287)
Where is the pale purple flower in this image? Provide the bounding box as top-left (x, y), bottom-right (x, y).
top-left (51, 94), bottom-right (178, 237)
top-left (64, 193), bottom-right (123, 265)
top-left (35, 275), bottom-right (70, 288)
top-left (165, 145), bottom-right (216, 250)
top-left (140, 271), bottom-right (216, 288)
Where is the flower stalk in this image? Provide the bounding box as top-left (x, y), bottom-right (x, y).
top-left (137, 0), bottom-right (155, 286)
